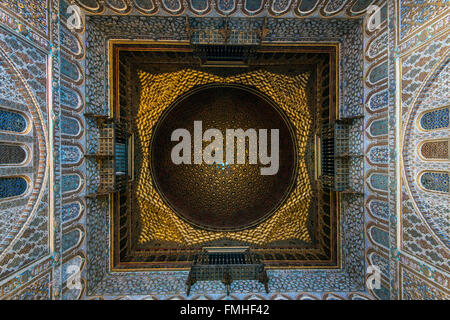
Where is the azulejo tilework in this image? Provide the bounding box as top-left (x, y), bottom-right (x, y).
top-left (243, 0), bottom-right (264, 14)
top-left (350, 0), bottom-right (375, 13)
top-left (0, 0), bottom-right (449, 301)
top-left (419, 107), bottom-right (449, 131)
top-left (61, 228), bottom-right (84, 253)
top-left (60, 85), bottom-right (83, 111)
top-left (132, 0), bottom-right (158, 14)
top-left (7, 273), bottom-right (51, 300)
top-left (368, 117), bottom-right (388, 137)
top-left (368, 172), bottom-right (388, 192)
top-left (401, 266), bottom-right (449, 300)
top-left (363, 21), bottom-right (391, 296)
top-left (61, 56), bottom-right (83, 84)
top-left (61, 174), bottom-right (81, 193)
top-left (59, 0), bottom-right (450, 301)
top-left (0, 144), bottom-right (27, 165)
top-left (367, 198), bottom-right (389, 222)
top-left (367, 61), bottom-right (388, 85)
top-left (0, 0), bottom-right (48, 36)
top-left (368, 250), bottom-right (389, 278)
top-left (400, 32), bottom-right (449, 110)
top-left (401, 50), bottom-right (450, 269)
top-left (71, 0), bottom-right (379, 17)
top-left (368, 225), bottom-right (389, 249)
top-left (324, 0), bottom-right (347, 13)
top-left (419, 172), bottom-right (449, 193)
top-left (296, 0), bottom-right (320, 14)
top-left (401, 193), bottom-right (449, 267)
top-left (0, 20), bottom-right (50, 285)
top-left (76, 0), bottom-right (103, 12)
top-left (367, 31), bottom-right (388, 60)
top-left (61, 145), bottom-right (83, 165)
top-left (367, 145), bottom-right (389, 165)
top-left (392, 0), bottom-right (450, 300)
top-left (61, 115), bottom-right (81, 136)
top-left (349, 118), bottom-right (363, 154)
top-left (270, 0), bottom-right (292, 15)
top-left (62, 202), bottom-right (83, 224)
top-left (362, 3), bottom-right (392, 298)
top-left (399, 0), bottom-right (450, 41)
top-left (367, 89), bottom-right (388, 112)
top-left (349, 157), bottom-right (364, 192)
top-left (60, 25), bottom-right (84, 59)
top-left (55, 0), bottom-right (89, 300)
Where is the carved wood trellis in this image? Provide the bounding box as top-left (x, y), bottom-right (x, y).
top-left (186, 247), bottom-right (269, 296)
top-left (84, 115), bottom-right (129, 198)
top-left (187, 17), bottom-right (268, 67)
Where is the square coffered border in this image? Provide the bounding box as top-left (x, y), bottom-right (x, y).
top-left (84, 16), bottom-right (365, 296)
top-left (109, 41), bottom-right (340, 271)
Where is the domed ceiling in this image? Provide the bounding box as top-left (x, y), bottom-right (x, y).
top-left (150, 84), bottom-right (298, 232)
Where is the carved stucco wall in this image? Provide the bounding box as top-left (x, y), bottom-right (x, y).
top-left (387, 0), bottom-right (449, 300)
top-left (0, 0), bottom-right (87, 300)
